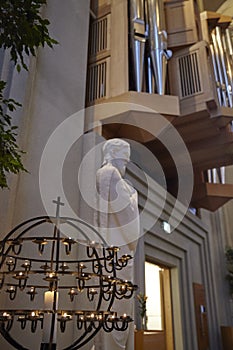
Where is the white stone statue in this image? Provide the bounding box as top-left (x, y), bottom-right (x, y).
top-left (94, 138), bottom-right (140, 350)
top-left (96, 138), bottom-right (139, 250)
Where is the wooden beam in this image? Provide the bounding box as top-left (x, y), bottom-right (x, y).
top-left (192, 183), bottom-right (233, 211)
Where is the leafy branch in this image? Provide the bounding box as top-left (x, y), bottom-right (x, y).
top-left (225, 247), bottom-right (233, 295)
top-left (0, 0), bottom-right (58, 71)
top-left (0, 81), bottom-right (26, 188)
top-left (137, 292), bottom-right (148, 330)
top-left (137, 292), bottom-right (147, 319)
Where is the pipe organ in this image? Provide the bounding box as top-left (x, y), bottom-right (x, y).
top-left (86, 0), bottom-right (233, 212)
top-left (86, 0), bottom-right (199, 104)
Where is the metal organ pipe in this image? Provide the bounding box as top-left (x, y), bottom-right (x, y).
top-left (128, 0), bottom-right (172, 95)
top-left (129, 0), bottom-right (147, 92)
top-left (210, 25), bottom-right (233, 108)
top-left (146, 0), bottom-right (172, 95)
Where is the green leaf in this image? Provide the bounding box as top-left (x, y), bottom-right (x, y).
top-left (16, 63), bottom-right (21, 73)
top-left (0, 82), bottom-right (26, 188)
top-left (0, 0), bottom-right (58, 71)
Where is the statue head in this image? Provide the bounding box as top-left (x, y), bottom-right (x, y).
top-left (102, 138), bottom-right (130, 176)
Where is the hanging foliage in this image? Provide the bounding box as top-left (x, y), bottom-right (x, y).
top-left (0, 0), bottom-right (58, 71)
top-left (225, 247), bottom-right (233, 295)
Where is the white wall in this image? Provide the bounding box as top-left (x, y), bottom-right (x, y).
top-left (0, 1), bottom-right (90, 349)
top-left (0, 0), bottom-right (90, 233)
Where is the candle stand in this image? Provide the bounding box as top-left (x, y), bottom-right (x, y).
top-left (0, 198), bottom-right (136, 349)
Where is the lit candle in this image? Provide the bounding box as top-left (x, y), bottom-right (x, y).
top-left (23, 260), bottom-right (30, 267)
top-left (7, 258), bottom-right (14, 265)
top-left (42, 291), bottom-right (58, 346)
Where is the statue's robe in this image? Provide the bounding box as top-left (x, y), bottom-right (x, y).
top-left (94, 163), bottom-right (139, 350)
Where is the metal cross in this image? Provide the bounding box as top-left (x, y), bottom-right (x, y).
top-left (53, 196), bottom-right (64, 218)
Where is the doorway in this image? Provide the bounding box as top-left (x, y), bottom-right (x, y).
top-left (145, 261), bottom-right (174, 350)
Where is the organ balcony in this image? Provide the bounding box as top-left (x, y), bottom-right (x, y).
top-left (86, 0), bottom-right (233, 211)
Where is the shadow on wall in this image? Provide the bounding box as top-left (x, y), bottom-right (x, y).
top-left (203, 0), bottom-right (226, 12)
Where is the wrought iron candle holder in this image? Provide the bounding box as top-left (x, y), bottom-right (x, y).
top-left (0, 198), bottom-right (137, 349)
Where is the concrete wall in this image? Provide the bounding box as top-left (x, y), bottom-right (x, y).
top-left (0, 0), bottom-right (90, 232)
top-left (199, 0), bottom-right (233, 333)
top-left (0, 0), bottom-right (90, 349)
top-left (130, 165), bottom-right (222, 350)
